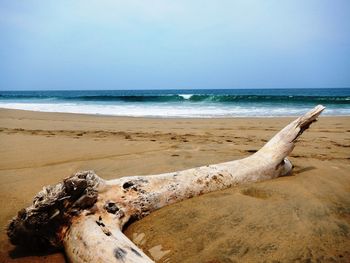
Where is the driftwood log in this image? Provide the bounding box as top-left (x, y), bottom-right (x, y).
top-left (8, 105), bottom-right (325, 262)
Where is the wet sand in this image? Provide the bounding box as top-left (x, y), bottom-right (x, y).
top-left (0, 108), bottom-right (349, 262)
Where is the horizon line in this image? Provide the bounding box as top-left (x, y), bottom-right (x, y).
top-left (1, 87), bottom-right (350, 92)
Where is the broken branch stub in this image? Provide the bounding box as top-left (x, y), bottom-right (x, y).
top-left (7, 105), bottom-right (325, 262)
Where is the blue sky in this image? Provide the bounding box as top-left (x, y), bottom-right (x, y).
top-left (0, 0), bottom-right (349, 90)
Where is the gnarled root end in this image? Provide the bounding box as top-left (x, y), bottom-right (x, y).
top-left (7, 171), bottom-right (101, 251)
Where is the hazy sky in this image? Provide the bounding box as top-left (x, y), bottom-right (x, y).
top-left (0, 0), bottom-right (349, 90)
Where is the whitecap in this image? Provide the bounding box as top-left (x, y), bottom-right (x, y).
top-left (178, 94), bottom-right (193, 100)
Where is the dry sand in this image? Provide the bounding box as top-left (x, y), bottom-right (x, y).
top-left (0, 108), bottom-right (349, 262)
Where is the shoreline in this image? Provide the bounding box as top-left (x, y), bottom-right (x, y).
top-left (0, 108), bottom-right (349, 262)
top-left (1, 107), bottom-right (350, 120)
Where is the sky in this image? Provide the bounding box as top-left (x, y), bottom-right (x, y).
top-left (0, 0), bottom-right (349, 90)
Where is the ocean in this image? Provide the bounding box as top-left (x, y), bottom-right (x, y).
top-left (0, 88), bottom-right (349, 118)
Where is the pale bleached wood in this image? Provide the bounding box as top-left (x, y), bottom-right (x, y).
top-left (8, 105), bottom-right (325, 263)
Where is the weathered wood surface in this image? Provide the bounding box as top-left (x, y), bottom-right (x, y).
top-left (7, 105), bottom-right (325, 262)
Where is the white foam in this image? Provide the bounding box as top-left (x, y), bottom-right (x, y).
top-left (0, 102), bottom-right (349, 118)
top-left (178, 94), bottom-right (193, 100)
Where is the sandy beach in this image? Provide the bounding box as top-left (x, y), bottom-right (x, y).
top-left (0, 108), bottom-right (349, 262)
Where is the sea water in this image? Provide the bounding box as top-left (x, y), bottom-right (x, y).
top-left (0, 88), bottom-right (349, 118)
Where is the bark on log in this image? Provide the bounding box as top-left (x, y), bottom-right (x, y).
top-left (7, 105), bottom-right (325, 262)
